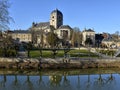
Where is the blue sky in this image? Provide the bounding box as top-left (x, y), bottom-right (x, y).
top-left (9, 0), bottom-right (120, 34)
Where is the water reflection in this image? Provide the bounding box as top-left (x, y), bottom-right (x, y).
top-left (0, 69), bottom-right (119, 90)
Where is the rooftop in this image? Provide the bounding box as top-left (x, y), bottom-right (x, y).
top-left (58, 25), bottom-right (72, 30)
top-left (83, 29), bottom-right (95, 32)
top-left (51, 9), bottom-right (63, 16)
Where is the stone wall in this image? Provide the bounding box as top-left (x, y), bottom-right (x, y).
top-left (0, 57), bottom-right (120, 69)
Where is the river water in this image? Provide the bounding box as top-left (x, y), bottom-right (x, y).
top-left (0, 69), bottom-right (120, 90)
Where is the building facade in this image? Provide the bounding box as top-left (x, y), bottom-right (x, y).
top-left (5, 30), bottom-right (32, 43)
top-left (30, 9), bottom-right (72, 47)
top-left (82, 29), bottom-right (95, 46)
top-left (50, 9), bottom-right (63, 29)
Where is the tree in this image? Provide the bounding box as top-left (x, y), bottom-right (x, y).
top-left (85, 38), bottom-right (93, 58)
top-left (47, 26), bottom-right (60, 58)
top-left (3, 35), bottom-right (16, 57)
top-left (23, 42), bottom-right (32, 58)
top-left (47, 32), bottom-right (60, 58)
top-left (112, 31), bottom-right (119, 42)
top-left (0, 0), bottom-right (12, 30)
top-left (47, 32), bottom-right (59, 48)
top-left (85, 38), bottom-right (93, 46)
top-left (71, 27), bottom-right (82, 47)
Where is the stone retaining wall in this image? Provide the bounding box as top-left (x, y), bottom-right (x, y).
top-left (0, 57), bottom-right (120, 69)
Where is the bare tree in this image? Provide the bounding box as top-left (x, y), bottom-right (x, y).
top-left (71, 27), bottom-right (82, 47)
top-left (112, 31), bottom-right (119, 42)
top-left (0, 0), bottom-right (13, 30)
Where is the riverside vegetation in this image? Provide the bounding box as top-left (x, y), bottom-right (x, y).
top-left (0, 48), bottom-right (120, 70)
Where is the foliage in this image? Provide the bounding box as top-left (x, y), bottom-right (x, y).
top-left (6, 49), bottom-right (16, 57)
top-left (0, 48), bottom-right (16, 57)
top-left (1, 35), bottom-right (16, 57)
top-left (85, 38), bottom-right (93, 46)
top-left (0, 48), bottom-right (3, 56)
top-left (47, 32), bottom-right (60, 48)
top-left (23, 42), bottom-right (33, 57)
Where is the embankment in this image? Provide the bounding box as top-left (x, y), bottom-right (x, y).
top-left (0, 57), bottom-right (120, 69)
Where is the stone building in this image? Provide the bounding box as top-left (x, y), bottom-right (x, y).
top-left (82, 29), bottom-right (95, 46)
top-left (30, 9), bottom-right (72, 47)
top-left (5, 30), bottom-right (32, 43)
top-left (50, 9), bottom-right (63, 29)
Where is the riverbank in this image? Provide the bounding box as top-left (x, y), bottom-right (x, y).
top-left (0, 57), bottom-right (120, 69)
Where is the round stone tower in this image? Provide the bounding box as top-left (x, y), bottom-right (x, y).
top-left (50, 9), bottom-right (63, 29)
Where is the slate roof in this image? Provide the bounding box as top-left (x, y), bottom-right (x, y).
top-left (32, 22), bottom-right (50, 29)
top-left (83, 29), bottom-right (95, 32)
top-left (51, 9), bottom-right (63, 16)
top-left (58, 25), bottom-right (72, 30)
top-left (13, 30), bottom-right (30, 34)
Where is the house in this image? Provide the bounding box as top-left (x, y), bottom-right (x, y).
top-left (82, 29), bottom-right (95, 46)
top-left (4, 30), bottom-right (32, 43)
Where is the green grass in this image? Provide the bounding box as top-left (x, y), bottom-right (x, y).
top-left (29, 49), bottom-right (99, 58)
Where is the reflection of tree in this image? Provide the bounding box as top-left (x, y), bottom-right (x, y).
top-left (94, 74), bottom-right (116, 90)
top-left (13, 75), bottom-right (18, 85)
top-left (106, 74), bottom-right (115, 85)
top-left (37, 73), bottom-right (45, 87)
top-left (97, 74), bottom-right (106, 85)
top-left (62, 73), bottom-right (70, 87)
top-left (24, 75), bottom-right (33, 90)
top-left (11, 75), bottom-right (21, 89)
top-left (85, 75), bottom-right (91, 89)
top-left (76, 75), bottom-right (81, 90)
top-left (94, 74), bottom-right (107, 88)
top-left (0, 75), bottom-right (6, 87)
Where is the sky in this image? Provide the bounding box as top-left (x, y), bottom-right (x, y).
top-left (9, 0), bottom-right (120, 34)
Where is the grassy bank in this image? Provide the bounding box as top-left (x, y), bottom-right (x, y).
top-left (29, 49), bottom-right (99, 58)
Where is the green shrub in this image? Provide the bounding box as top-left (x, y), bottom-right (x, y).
top-left (0, 48), bottom-right (4, 56)
top-left (7, 49), bottom-right (16, 57)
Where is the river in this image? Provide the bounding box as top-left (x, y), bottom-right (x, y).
top-left (0, 68), bottom-right (120, 90)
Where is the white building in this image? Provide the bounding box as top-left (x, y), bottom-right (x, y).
top-left (82, 29), bottom-right (95, 46)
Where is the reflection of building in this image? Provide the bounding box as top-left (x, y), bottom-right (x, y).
top-left (30, 9), bottom-right (72, 46)
top-left (82, 29), bottom-right (95, 46)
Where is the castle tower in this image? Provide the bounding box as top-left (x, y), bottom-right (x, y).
top-left (50, 9), bottom-right (63, 29)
